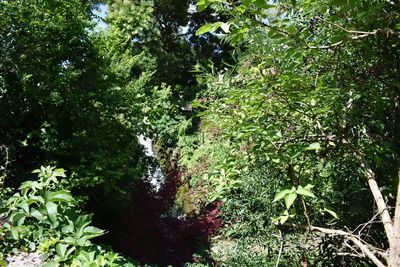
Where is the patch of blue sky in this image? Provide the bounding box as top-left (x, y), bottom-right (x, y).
top-left (92, 3), bottom-right (109, 32)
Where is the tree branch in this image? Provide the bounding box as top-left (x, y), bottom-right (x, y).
top-left (309, 225), bottom-right (387, 267)
top-left (352, 150), bottom-right (394, 247)
top-left (275, 229), bottom-right (284, 267)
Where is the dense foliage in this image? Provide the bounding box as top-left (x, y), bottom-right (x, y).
top-left (1, 0), bottom-right (400, 266)
top-left (180, 0), bottom-right (400, 266)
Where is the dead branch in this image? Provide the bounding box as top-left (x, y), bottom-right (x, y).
top-left (309, 225), bottom-right (387, 267)
top-left (352, 150), bottom-right (394, 247)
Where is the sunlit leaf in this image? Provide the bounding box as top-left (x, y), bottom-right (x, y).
top-left (284, 193), bottom-right (297, 209)
top-left (273, 187), bottom-right (295, 202)
top-left (296, 185), bottom-right (316, 198)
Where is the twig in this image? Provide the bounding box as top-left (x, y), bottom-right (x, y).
top-left (316, 17), bottom-right (400, 37)
top-left (301, 197), bottom-right (311, 229)
top-left (275, 229), bottom-right (284, 267)
top-left (0, 145), bottom-right (10, 186)
top-left (275, 134), bottom-right (336, 146)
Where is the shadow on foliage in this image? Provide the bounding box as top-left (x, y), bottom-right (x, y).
top-left (88, 167), bottom-right (223, 266)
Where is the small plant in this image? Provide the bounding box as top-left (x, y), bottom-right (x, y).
top-left (0, 166), bottom-right (134, 266)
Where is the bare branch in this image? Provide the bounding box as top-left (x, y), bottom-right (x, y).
top-left (309, 225), bottom-right (387, 267)
top-left (275, 134), bottom-right (336, 146)
top-left (275, 230), bottom-right (284, 267)
top-left (348, 236), bottom-right (386, 267)
top-left (353, 150), bottom-right (394, 247)
top-left (301, 197), bottom-right (311, 228)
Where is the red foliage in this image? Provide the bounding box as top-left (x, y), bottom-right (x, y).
top-left (102, 166), bottom-right (224, 266)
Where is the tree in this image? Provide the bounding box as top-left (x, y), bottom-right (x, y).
top-left (193, 0), bottom-right (400, 265)
top-left (0, 0), bottom-right (148, 212)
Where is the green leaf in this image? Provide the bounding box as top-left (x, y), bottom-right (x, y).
top-left (11, 212), bottom-right (26, 226)
top-left (31, 208), bottom-right (45, 221)
top-left (253, 0), bottom-right (274, 9)
top-left (273, 187), bottom-right (295, 202)
top-left (196, 0), bottom-right (224, 12)
top-left (272, 158), bottom-right (280, 163)
top-left (296, 185), bottom-right (316, 198)
top-left (196, 22), bottom-right (223, 35)
top-left (105, 252), bottom-right (119, 263)
top-left (322, 208), bottom-right (339, 219)
top-left (304, 184), bottom-right (314, 190)
top-left (196, 0), bottom-right (208, 12)
top-left (56, 243), bottom-right (68, 257)
top-left (46, 202), bottom-right (58, 225)
top-left (272, 210), bottom-right (292, 224)
top-left (284, 193), bottom-right (297, 209)
top-left (64, 237), bottom-right (76, 244)
top-left (241, 0), bottom-right (252, 8)
top-left (82, 226), bottom-right (104, 239)
top-left (19, 202), bottom-right (30, 214)
top-left (49, 190), bottom-right (74, 202)
top-left (305, 142), bottom-right (321, 150)
top-left (10, 229), bottom-right (19, 239)
top-left (53, 168), bottom-right (66, 177)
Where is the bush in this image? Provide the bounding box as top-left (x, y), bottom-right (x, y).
top-left (0, 166), bottom-right (135, 267)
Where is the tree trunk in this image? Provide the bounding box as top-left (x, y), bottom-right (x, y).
top-left (388, 170), bottom-right (400, 267)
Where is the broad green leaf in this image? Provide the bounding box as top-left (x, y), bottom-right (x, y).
top-left (196, 0), bottom-right (224, 12)
top-left (97, 256), bottom-right (106, 266)
top-left (46, 202), bottom-right (58, 225)
top-left (31, 208), bottom-right (44, 221)
top-left (11, 212), bottom-right (26, 226)
top-left (305, 142), bottom-right (321, 150)
top-left (49, 190), bottom-right (74, 202)
top-left (284, 193), bottom-right (297, 209)
top-left (273, 187), bottom-right (295, 202)
top-left (304, 184), bottom-right (314, 190)
top-left (280, 215), bottom-right (288, 224)
top-left (296, 185), bottom-right (316, 198)
top-left (26, 196), bottom-right (45, 205)
top-left (196, 22), bottom-right (223, 35)
top-left (105, 252), bottom-right (119, 262)
top-left (19, 202), bottom-right (30, 214)
top-left (32, 169), bottom-right (41, 174)
top-left (56, 243), bottom-right (68, 257)
top-left (11, 228), bottom-right (19, 239)
top-left (82, 226), bottom-right (104, 239)
top-left (242, 0), bottom-right (252, 8)
top-left (53, 168), bottom-right (66, 177)
top-left (322, 208), bottom-right (339, 219)
top-left (64, 237), bottom-right (76, 244)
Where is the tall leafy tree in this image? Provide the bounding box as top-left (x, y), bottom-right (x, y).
top-left (0, 0), bottom-right (147, 197)
top-left (189, 0), bottom-right (400, 266)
